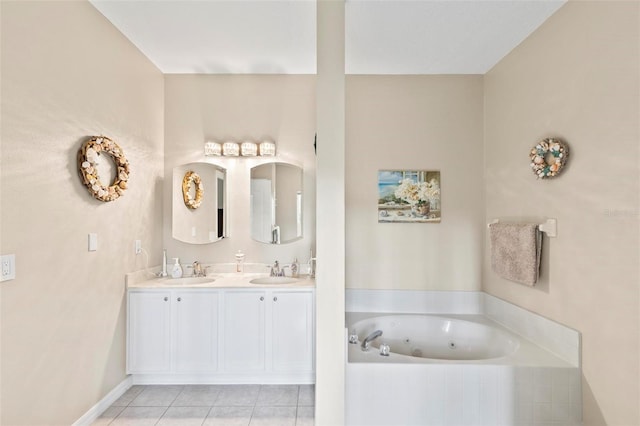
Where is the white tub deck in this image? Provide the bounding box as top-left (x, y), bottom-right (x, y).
top-left (347, 313), bottom-right (571, 367)
top-left (346, 312), bottom-right (582, 426)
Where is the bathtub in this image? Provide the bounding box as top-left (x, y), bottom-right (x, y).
top-left (350, 314), bottom-right (519, 361)
top-left (346, 312), bottom-right (582, 426)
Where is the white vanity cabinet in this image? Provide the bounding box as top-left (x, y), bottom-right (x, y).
top-left (223, 289), bottom-right (315, 381)
top-left (223, 290), bottom-right (266, 372)
top-left (270, 290), bottom-right (314, 374)
top-left (127, 289), bottom-right (219, 375)
top-left (174, 291), bottom-right (219, 373)
top-left (127, 286), bottom-right (314, 384)
top-left (127, 291), bottom-right (172, 373)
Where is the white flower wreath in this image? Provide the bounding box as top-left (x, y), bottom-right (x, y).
top-left (182, 170), bottom-right (204, 209)
top-left (530, 138), bottom-right (569, 179)
top-left (77, 136), bottom-right (129, 202)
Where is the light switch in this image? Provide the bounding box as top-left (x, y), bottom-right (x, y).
top-left (88, 233), bottom-right (98, 251)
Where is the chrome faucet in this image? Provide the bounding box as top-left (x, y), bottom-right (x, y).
top-left (361, 330), bottom-right (383, 351)
top-left (192, 261), bottom-right (205, 277)
top-left (270, 260), bottom-right (281, 277)
top-left (308, 257), bottom-right (316, 278)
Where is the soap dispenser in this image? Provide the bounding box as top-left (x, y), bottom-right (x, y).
top-left (235, 250), bottom-right (245, 273)
top-left (171, 258), bottom-right (183, 278)
top-left (291, 257), bottom-right (299, 278)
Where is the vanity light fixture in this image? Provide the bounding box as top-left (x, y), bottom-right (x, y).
top-left (259, 141), bottom-right (276, 156)
top-left (222, 141), bottom-right (240, 156)
top-left (241, 141), bottom-right (258, 156)
top-left (205, 139), bottom-right (275, 157)
top-left (204, 141), bottom-right (222, 156)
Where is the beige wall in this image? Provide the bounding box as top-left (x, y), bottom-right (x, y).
top-left (0, 1), bottom-right (164, 425)
top-left (346, 75), bottom-right (484, 291)
top-left (483, 2), bottom-right (639, 425)
top-left (163, 75), bottom-right (316, 267)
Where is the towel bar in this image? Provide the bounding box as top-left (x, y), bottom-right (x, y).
top-left (488, 218), bottom-right (557, 237)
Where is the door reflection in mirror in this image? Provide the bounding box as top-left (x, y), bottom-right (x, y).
top-left (250, 162), bottom-right (303, 244)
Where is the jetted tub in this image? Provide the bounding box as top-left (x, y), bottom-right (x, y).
top-left (350, 314), bottom-right (519, 361)
top-left (346, 313), bottom-right (582, 426)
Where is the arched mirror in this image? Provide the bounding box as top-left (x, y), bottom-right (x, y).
top-left (172, 162), bottom-right (226, 244)
top-left (250, 162), bottom-right (303, 244)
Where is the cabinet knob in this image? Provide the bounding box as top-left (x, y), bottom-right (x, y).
top-left (163, 297), bottom-right (168, 302)
top-left (260, 296), bottom-right (264, 301)
top-left (177, 297), bottom-right (182, 302)
top-left (273, 296), bottom-right (278, 302)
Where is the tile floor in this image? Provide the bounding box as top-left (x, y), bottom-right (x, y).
top-left (92, 384), bottom-right (314, 426)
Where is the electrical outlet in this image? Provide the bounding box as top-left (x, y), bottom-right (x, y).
top-left (135, 240), bottom-right (142, 255)
top-left (1, 254), bottom-right (16, 282)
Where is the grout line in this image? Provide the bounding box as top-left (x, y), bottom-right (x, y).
top-left (155, 385), bottom-right (184, 426)
top-left (202, 406), bottom-right (214, 426)
top-left (248, 386), bottom-right (256, 426)
top-left (297, 403), bottom-right (304, 426)
top-left (155, 406), bottom-right (171, 426)
top-left (295, 384), bottom-right (301, 426)
top-left (250, 384), bottom-right (260, 424)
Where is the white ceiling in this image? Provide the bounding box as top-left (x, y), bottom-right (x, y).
top-left (89, 0), bottom-right (565, 75)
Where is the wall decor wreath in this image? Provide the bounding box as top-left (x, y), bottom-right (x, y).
top-left (182, 170), bottom-right (204, 209)
top-left (529, 138), bottom-right (569, 179)
top-left (77, 136), bottom-right (130, 202)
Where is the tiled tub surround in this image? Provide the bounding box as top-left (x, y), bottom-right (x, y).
top-left (345, 290), bottom-right (582, 426)
top-left (483, 293), bottom-right (580, 367)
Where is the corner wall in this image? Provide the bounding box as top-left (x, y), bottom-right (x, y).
top-left (483, 2), bottom-right (639, 424)
top-left (0, 2), bottom-right (164, 424)
top-left (346, 75), bottom-right (484, 291)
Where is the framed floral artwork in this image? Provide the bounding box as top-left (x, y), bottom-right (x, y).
top-left (378, 170), bottom-right (441, 223)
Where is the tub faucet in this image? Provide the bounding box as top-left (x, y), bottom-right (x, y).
top-left (361, 330), bottom-right (383, 351)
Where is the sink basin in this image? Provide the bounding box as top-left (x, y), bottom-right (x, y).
top-left (249, 277), bottom-right (299, 285)
top-left (164, 277), bottom-right (216, 285)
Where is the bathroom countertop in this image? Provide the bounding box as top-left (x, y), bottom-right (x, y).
top-left (126, 270), bottom-right (315, 290)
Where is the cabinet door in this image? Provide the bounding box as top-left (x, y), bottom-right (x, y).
top-left (128, 291), bottom-right (171, 373)
top-left (174, 291), bottom-right (219, 373)
top-left (271, 291), bottom-right (314, 372)
top-left (224, 291), bottom-right (266, 371)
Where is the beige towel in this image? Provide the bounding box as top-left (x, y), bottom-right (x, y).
top-left (489, 222), bottom-right (542, 286)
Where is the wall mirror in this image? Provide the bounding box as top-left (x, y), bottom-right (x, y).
top-left (250, 162), bottom-right (303, 244)
top-left (172, 162), bottom-right (226, 244)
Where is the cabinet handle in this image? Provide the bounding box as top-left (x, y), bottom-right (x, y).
top-left (260, 296), bottom-right (264, 301)
top-left (177, 297), bottom-right (182, 302)
top-left (273, 296), bottom-right (278, 302)
top-left (163, 297), bottom-right (168, 302)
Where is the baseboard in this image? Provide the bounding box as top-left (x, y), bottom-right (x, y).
top-left (131, 372), bottom-right (315, 385)
top-left (72, 376), bottom-right (133, 426)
